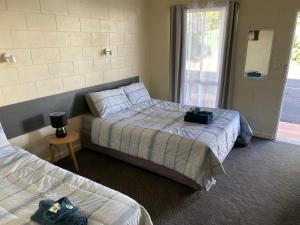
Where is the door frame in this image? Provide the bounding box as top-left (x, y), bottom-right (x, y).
top-left (275, 9), bottom-right (300, 140)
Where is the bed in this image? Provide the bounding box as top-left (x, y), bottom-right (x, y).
top-left (82, 83), bottom-right (253, 190)
top-left (0, 124), bottom-right (152, 225)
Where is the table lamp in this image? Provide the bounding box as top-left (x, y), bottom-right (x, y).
top-left (50, 112), bottom-right (68, 138)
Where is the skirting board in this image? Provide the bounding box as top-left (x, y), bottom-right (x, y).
top-left (253, 131), bottom-right (274, 140)
top-left (48, 142), bottom-right (82, 163)
top-left (0, 76), bottom-right (139, 139)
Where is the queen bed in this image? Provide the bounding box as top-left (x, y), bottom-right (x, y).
top-left (82, 83), bottom-right (253, 191)
top-left (0, 124), bottom-right (152, 225)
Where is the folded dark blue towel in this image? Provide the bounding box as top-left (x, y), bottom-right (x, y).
top-left (31, 197), bottom-right (87, 225)
top-left (184, 111), bottom-right (213, 124)
top-left (246, 71), bottom-right (262, 77)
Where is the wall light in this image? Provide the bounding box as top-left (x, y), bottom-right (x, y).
top-left (1, 53), bottom-right (16, 63)
top-left (103, 49), bottom-right (112, 56)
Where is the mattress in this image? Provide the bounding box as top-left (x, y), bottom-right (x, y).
top-left (88, 99), bottom-right (253, 190)
top-left (0, 145), bottom-right (152, 225)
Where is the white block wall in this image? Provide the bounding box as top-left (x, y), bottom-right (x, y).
top-left (0, 0), bottom-right (150, 159)
top-left (0, 0), bottom-right (150, 106)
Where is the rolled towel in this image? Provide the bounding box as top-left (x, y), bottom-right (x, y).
top-left (31, 197), bottom-right (87, 225)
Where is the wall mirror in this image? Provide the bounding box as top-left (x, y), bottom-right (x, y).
top-left (243, 29), bottom-right (274, 79)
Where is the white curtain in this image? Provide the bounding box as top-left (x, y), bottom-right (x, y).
top-left (184, 6), bottom-right (227, 108)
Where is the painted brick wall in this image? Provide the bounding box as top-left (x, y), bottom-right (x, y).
top-left (0, 0), bottom-right (149, 106)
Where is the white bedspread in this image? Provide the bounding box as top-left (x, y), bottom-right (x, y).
top-left (91, 99), bottom-right (253, 189)
top-left (0, 146), bottom-right (152, 225)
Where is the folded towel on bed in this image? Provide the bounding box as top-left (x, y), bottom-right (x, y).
top-left (184, 109), bottom-right (214, 124)
top-left (31, 197), bottom-right (87, 225)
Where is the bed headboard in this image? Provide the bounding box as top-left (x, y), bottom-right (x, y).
top-left (0, 76), bottom-right (139, 139)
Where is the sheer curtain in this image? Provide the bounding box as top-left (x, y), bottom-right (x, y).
top-left (183, 6), bottom-right (227, 108)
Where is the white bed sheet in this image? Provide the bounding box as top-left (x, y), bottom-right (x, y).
top-left (91, 99), bottom-right (253, 190)
top-left (0, 145), bottom-right (152, 225)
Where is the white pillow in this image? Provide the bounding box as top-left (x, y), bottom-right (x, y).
top-left (0, 123), bottom-right (10, 149)
top-left (122, 82), bottom-right (150, 105)
top-left (85, 94), bottom-right (99, 117)
top-left (87, 88), bottom-right (132, 118)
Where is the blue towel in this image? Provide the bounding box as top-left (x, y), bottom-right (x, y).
top-left (31, 197), bottom-right (87, 225)
top-left (246, 71), bottom-right (262, 77)
top-left (184, 110), bottom-right (213, 124)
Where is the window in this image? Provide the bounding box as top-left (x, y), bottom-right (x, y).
top-left (184, 6), bottom-right (227, 108)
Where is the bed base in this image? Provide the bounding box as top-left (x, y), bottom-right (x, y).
top-left (81, 132), bottom-right (201, 190)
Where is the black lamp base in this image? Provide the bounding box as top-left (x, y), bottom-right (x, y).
top-left (56, 127), bottom-right (67, 138)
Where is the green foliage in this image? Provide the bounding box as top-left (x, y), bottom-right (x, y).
top-left (292, 38), bottom-right (300, 64)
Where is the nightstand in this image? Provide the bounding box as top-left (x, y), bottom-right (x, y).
top-left (47, 130), bottom-right (80, 171)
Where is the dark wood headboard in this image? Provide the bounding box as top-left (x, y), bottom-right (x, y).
top-left (0, 76), bottom-right (139, 139)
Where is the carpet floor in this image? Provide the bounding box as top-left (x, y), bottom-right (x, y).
top-left (55, 138), bottom-right (300, 225)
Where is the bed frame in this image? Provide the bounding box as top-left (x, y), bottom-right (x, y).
top-left (81, 132), bottom-right (201, 190)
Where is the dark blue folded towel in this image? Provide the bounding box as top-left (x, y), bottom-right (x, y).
top-left (31, 197), bottom-right (87, 225)
top-left (246, 71), bottom-right (262, 77)
top-left (184, 111), bottom-right (213, 124)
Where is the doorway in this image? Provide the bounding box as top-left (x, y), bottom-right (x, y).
top-left (277, 12), bottom-right (300, 144)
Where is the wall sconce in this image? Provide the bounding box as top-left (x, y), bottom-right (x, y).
top-left (1, 53), bottom-right (16, 63)
top-left (103, 49), bottom-right (112, 56)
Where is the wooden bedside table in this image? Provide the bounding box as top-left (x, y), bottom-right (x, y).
top-left (47, 130), bottom-right (80, 171)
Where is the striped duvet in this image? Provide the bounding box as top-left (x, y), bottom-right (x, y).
top-left (0, 145), bottom-right (152, 225)
top-left (91, 99), bottom-right (253, 190)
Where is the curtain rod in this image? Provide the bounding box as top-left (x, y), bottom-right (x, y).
top-left (171, 0), bottom-right (239, 9)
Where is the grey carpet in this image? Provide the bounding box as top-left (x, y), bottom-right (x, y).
top-left (55, 138), bottom-right (300, 225)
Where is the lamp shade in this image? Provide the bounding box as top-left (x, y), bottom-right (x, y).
top-left (50, 112), bottom-right (68, 128)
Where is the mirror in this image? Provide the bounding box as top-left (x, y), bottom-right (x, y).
top-left (243, 29), bottom-right (274, 79)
